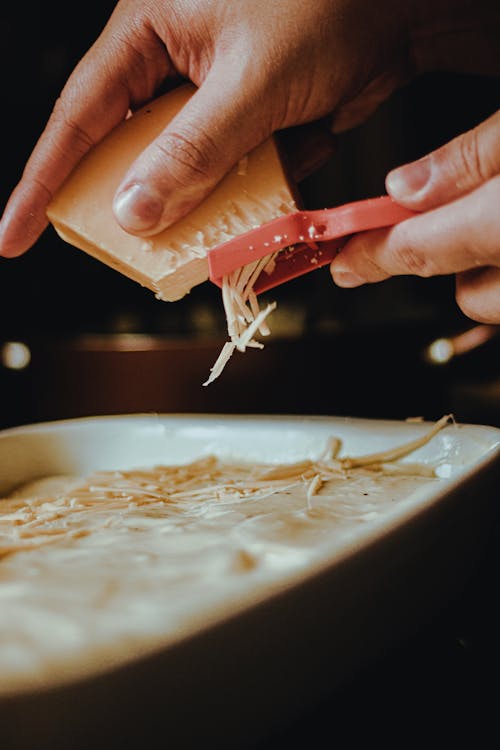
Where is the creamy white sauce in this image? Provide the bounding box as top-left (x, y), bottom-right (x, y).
top-left (0, 463), bottom-right (439, 695)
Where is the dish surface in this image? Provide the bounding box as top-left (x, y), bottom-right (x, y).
top-left (0, 413), bottom-right (499, 705)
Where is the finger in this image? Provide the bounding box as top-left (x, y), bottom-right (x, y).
top-left (330, 174), bottom-right (500, 286)
top-left (0, 56), bottom-right (130, 257)
top-left (112, 64), bottom-right (275, 236)
top-left (455, 267), bottom-right (500, 324)
top-left (386, 109), bottom-right (500, 211)
top-left (0, 22), bottom-right (169, 258)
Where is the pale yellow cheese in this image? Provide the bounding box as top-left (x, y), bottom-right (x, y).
top-left (47, 84), bottom-right (298, 301)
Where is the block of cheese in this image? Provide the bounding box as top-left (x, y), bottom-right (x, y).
top-left (47, 84), bottom-right (299, 301)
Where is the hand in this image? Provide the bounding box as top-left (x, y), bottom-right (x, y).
top-left (0, 0), bottom-right (404, 258)
top-left (2, 0), bottom-right (497, 260)
top-left (331, 109), bottom-right (500, 324)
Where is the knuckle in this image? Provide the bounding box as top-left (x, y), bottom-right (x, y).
top-left (456, 127), bottom-right (488, 186)
top-left (393, 241), bottom-right (434, 277)
top-left (112, 30), bottom-right (168, 91)
top-left (343, 231), bottom-right (390, 280)
top-left (30, 175), bottom-right (54, 203)
top-left (155, 129), bottom-right (218, 188)
top-left (51, 96), bottom-right (96, 155)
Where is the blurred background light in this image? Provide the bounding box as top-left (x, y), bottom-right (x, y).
top-left (1, 341), bottom-right (31, 370)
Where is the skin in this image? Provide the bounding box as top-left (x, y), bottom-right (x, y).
top-left (331, 109), bottom-right (500, 324)
top-left (0, 0), bottom-right (499, 321)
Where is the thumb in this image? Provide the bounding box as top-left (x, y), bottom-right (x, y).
top-left (386, 109), bottom-right (500, 211)
top-left (112, 73), bottom-right (272, 236)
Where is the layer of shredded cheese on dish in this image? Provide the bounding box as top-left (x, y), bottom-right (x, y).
top-left (0, 416), bottom-right (451, 691)
top-left (0, 416), bottom-right (450, 561)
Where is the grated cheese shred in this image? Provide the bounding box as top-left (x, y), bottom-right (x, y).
top-left (203, 252), bottom-right (279, 385)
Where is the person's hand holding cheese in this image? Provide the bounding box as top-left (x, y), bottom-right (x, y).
top-left (0, 0), bottom-right (498, 325)
top-left (0, 0), bottom-right (408, 257)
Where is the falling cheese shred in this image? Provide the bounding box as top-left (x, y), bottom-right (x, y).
top-left (203, 251), bottom-right (279, 385)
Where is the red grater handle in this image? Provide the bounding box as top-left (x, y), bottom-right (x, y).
top-left (208, 195), bottom-right (416, 293)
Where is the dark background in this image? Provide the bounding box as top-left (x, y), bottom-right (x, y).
top-left (0, 3), bottom-right (499, 748)
top-left (0, 2), bottom-right (499, 430)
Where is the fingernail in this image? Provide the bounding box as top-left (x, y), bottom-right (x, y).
top-left (332, 270), bottom-right (365, 288)
top-left (386, 156), bottom-right (431, 200)
top-left (113, 183), bottom-right (164, 232)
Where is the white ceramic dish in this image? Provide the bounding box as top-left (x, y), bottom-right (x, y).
top-left (0, 413), bottom-right (499, 750)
